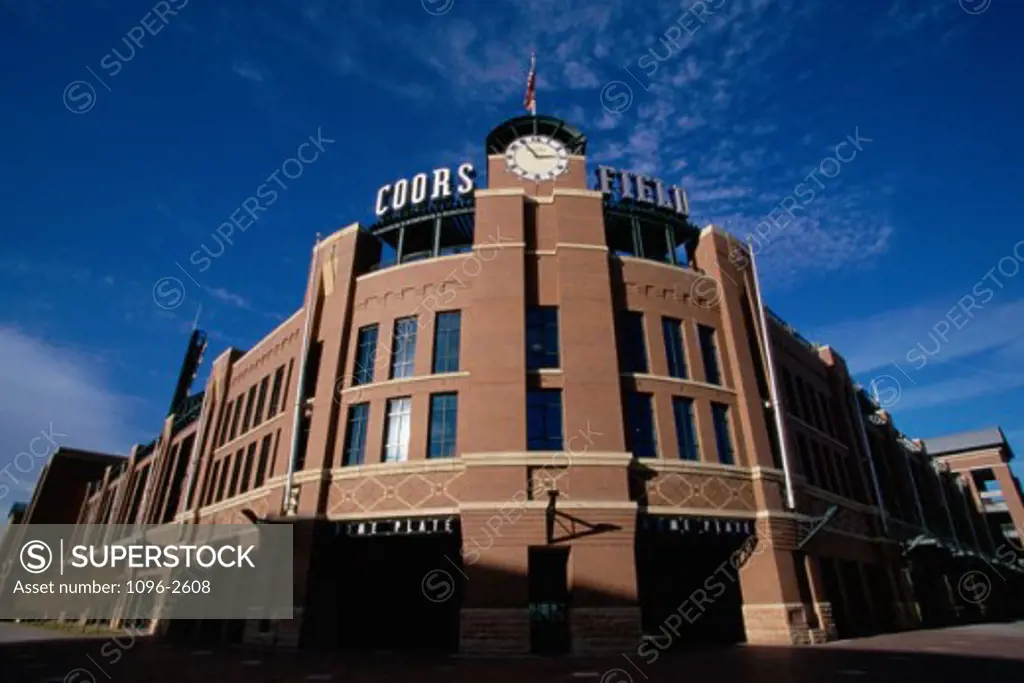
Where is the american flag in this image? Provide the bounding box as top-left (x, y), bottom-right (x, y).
top-left (523, 52), bottom-right (536, 115)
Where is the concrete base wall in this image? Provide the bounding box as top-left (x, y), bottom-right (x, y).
top-left (742, 602), bottom-right (834, 645)
top-left (571, 607), bottom-right (642, 654)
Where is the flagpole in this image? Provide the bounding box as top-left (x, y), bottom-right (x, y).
top-left (530, 53), bottom-right (537, 116)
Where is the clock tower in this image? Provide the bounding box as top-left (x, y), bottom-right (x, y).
top-left (484, 115), bottom-right (590, 193)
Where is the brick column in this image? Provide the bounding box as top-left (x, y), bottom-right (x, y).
top-left (275, 519), bottom-right (316, 647)
top-left (299, 226), bottom-right (361, 505)
top-left (458, 520), bottom-right (530, 655)
top-left (569, 518), bottom-right (641, 654)
top-left (739, 518), bottom-right (825, 644)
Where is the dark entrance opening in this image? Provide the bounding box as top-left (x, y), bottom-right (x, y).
top-left (817, 557), bottom-right (853, 638)
top-left (864, 563), bottom-right (897, 633)
top-left (308, 518), bottom-right (463, 653)
top-left (528, 546), bottom-right (571, 654)
top-left (635, 516), bottom-right (749, 649)
top-left (838, 560), bottom-right (870, 637)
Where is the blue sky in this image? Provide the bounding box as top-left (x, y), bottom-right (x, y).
top-left (1, 0), bottom-right (1023, 506)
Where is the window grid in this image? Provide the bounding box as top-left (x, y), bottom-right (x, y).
top-left (241, 386), bottom-right (257, 433)
top-left (698, 324), bottom-right (721, 386)
top-left (711, 402), bottom-right (735, 465)
top-left (526, 307), bottom-right (560, 370)
top-left (228, 449), bottom-right (244, 498)
top-left (254, 434), bottom-right (272, 487)
top-left (240, 442), bottom-right (256, 493)
top-left (354, 324), bottom-right (379, 385)
top-left (228, 399), bottom-right (244, 442)
top-left (383, 397), bottom-right (412, 462)
top-left (217, 399), bottom-right (234, 446)
top-left (662, 317), bottom-right (687, 379)
top-left (626, 392), bottom-right (658, 458)
top-left (527, 390), bottom-right (564, 451)
top-left (343, 403), bottom-right (370, 466)
top-left (390, 317), bottom-right (418, 379)
top-left (206, 461), bottom-right (221, 505)
top-left (429, 393), bottom-right (458, 458)
top-left (433, 311), bottom-right (462, 373)
top-left (620, 311), bottom-right (648, 373)
top-left (267, 365), bottom-right (285, 418)
top-left (215, 456), bottom-right (230, 501)
top-left (253, 376), bottom-right (269, 427)
top-left (672, 397), bottom-right (699, 461)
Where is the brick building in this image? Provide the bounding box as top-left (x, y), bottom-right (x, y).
top-left (5, 115), bottom-right (1023, 652)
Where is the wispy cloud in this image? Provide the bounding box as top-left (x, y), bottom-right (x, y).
top-left (231, 60), bottom-right (266, 83)
top-left (206, 286), bottom-right (251, 309)
top-left (0, 325), bottom-right (141, 502)
top-left (204, 286), bottom-right (285, 323)
top-left (812, 297), bottom-right (1024, 375)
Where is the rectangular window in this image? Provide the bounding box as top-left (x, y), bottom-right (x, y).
top-left (228, 449), bottom-right (244, 498)
top-left (342, 403), bottom-right (370, 466)
top-left (241, 386), bottom-right (257, 433)
top-left (527, 390), bottom-right (564, 451)
top-left (383, 397), bottom-right (412, 462)
top-left (428, 393), bottom-right (458, 458)
top-left (782, 369), bottom-right (798, 418)
top-left (270, 429), bottom-right (281, 482)
top-left (216, 399), bottom-right (232, 446)
top-left (254, 434), bottom-right (272, 487)
top-left (619, 311), bottom-right (648, 373)
top-left (812, 441), bottom-right (830, 490)
top-left (526, 306), bottom-right (560, 369)
top-left (826, 398), bottom-right (839, 437)
top-left (626, 392), bottom-right (658, 458)
top-left (810, 390), bottom-right (824, 431)
top-left (698, 325), bottom-right (721, 385)
top-left (280, 359), bottom-right (294, 413)
top-left (228, 398), bottom-right (244, 442)
top-left (215, 457), bottom-right (230, 501)
top-left (354, 324), bottom-right (379, 385)
top-left (796, 377), bottom-right (812, 424)
top-left (672, 397), bottom-right (699, 461)
top-left (830, 451), bottom-right (847, 498)
top-left (267, 365), bottom-right (285, 418)
top-left (240, 442), bottom-right (256, 493)
top-left (433, 311), bottom-right (462, 373)
top-left (253, 376), bottom-right (270, 427)
top-left (797, 433), bottom-right (815, 486)
top-left (390, 317), bottom-right (418, 379)
top-left (205, 461), bottom-right (221, 505)
top-left (662, 317), bottom-right (687, 379)
top-left (711, 402), bottom-right (735, 465)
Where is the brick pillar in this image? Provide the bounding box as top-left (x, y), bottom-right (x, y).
top-left (460, 189), bottom-right (528, 455)
top-left (458, 519), bottom-right (530, 655)
top-left (569, 516), bottom-right (641, 654)
top-left (299, 226), bottom-right (361, 507)
top-left (275, 519), bottom-right (316, 648)
top-left (739, 518), bottom-right (824, 644)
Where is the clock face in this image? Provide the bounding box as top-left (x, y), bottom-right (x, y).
top-left (504, 135), bottom-right (570, 181)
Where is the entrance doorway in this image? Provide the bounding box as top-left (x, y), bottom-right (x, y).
top-left (317, 519), bottom-right (463, 653)
top-left (635, 516), bottom-right (748, 649)
top-left (528, 546), bottom-right (571, 654)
